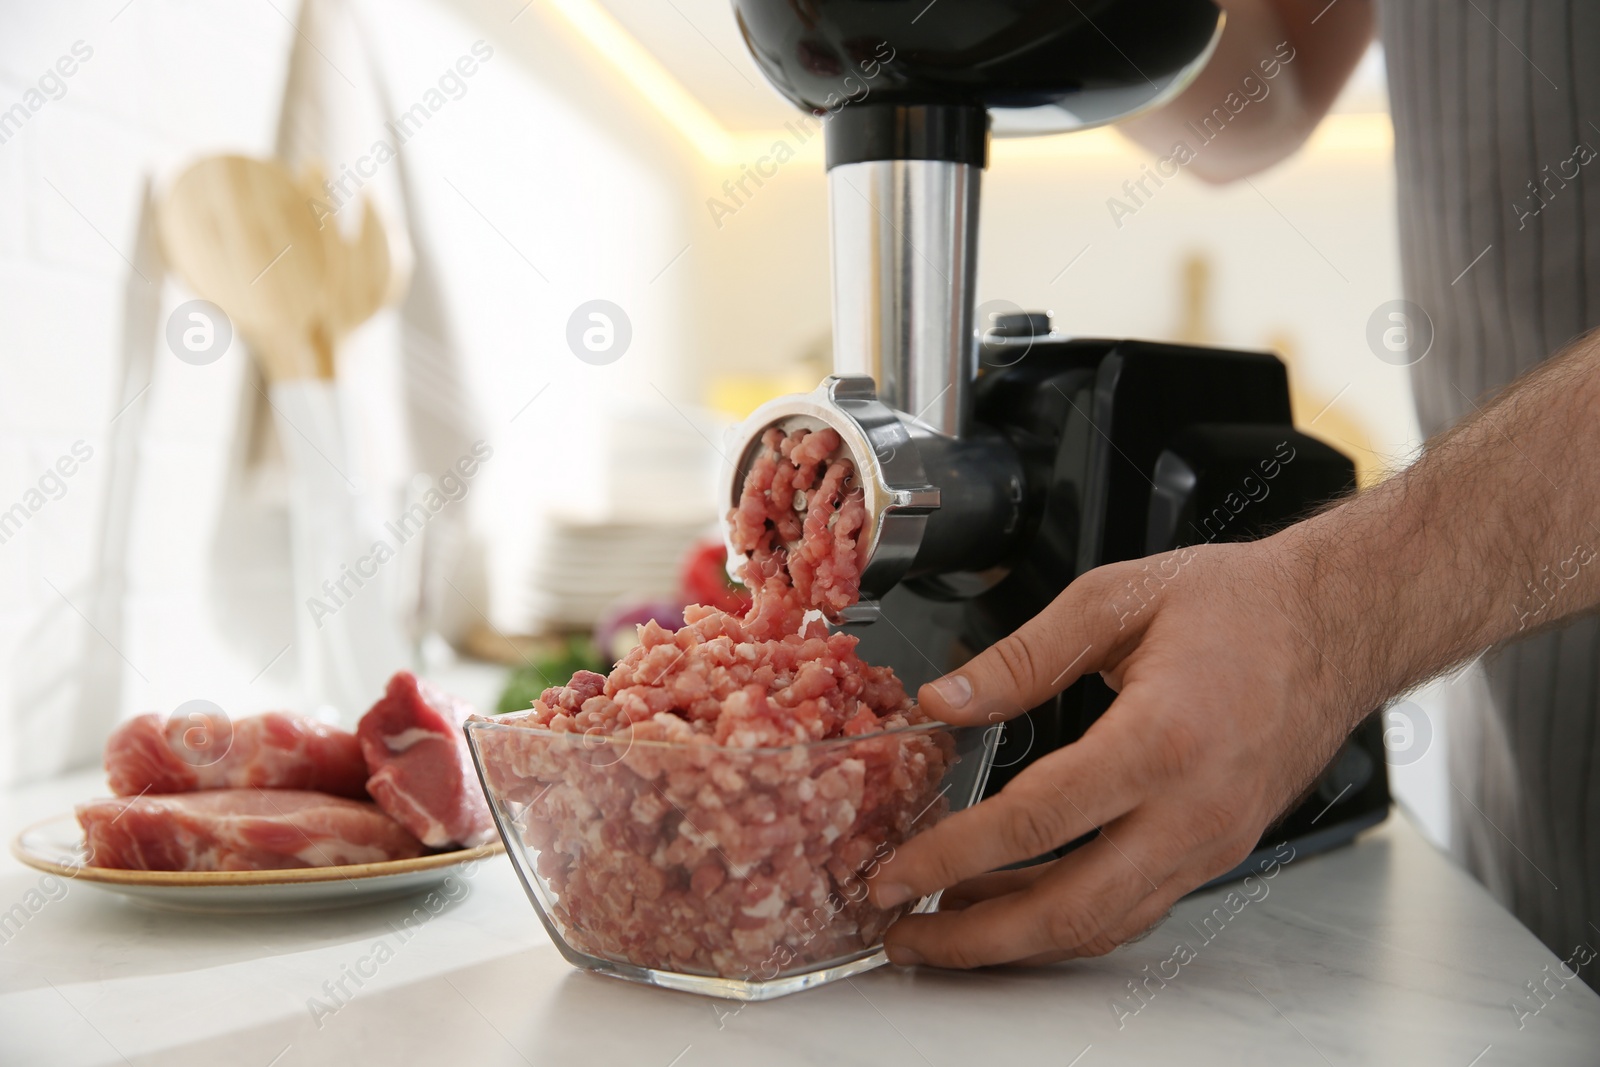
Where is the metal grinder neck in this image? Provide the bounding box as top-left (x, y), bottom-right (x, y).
top-left (825, 105), bottom-right (987, 438)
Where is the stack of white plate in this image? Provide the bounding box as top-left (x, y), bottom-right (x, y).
top-left (520, 519), bottom-right (710, 630)
top-left (494, 401), bottom-right (730, 634)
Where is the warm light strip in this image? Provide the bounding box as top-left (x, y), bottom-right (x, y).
top-left (542, 0), bottom-right (1393, 169)
top-left (990, 112), bottom-right (1393, 165)
top-left (540, 0), bottom-right (734, 162)
top-left (1302, 111), bottom-right (1395, 156)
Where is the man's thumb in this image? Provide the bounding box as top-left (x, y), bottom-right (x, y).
top-left (914, 565), bottom-right (1148, 725)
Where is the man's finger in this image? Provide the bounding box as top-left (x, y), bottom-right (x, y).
top-left (916, 565), bottom-right (1150, 726)
top-left (1017, 872), bottom-right (1190, 964)
top-left (1013, 836), bottom-right (1268, 964)
top-left (869, 716), bottom-right (1150, 909)
top-left (937, 862), bottom-right (1055, 911)
top-left (882, 816), bottom-right (1172, 969)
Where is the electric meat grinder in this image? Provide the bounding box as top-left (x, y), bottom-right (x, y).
top-left (722, 0), bottom-right (1389, 879)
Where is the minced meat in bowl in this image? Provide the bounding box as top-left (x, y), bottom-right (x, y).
top-left (465, 714), bottom-right (995, 999)
top-left (466, 423), bottom-right (997, 999)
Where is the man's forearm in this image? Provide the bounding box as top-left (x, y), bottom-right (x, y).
top-left (1281, 333), bottom-right (1600, 723)
top-left (1118, 0), bottom-right (1373, 183)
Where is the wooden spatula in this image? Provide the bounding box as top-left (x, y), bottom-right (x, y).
top-left (295, 163), bottom-right (399, 362)
top-left (158, 155), bottom-right (331, 380)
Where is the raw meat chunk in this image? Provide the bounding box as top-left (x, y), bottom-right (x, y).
top-left (358, 672), bottom-right (496, 848)
top-left (104, 711), bottom-right (368, 799)
top-left (77, 789), bottom-right (424, 872)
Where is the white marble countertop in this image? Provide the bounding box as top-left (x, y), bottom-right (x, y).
top-left (2, 766), bottom-right (1597, 1066)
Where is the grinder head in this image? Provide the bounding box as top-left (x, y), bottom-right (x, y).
top-left (723, 376), bottom-right (1028, 620)
top-left (721, 376), bottom-right (940, 623)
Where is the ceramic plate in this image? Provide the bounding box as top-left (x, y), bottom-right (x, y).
top-left (10, 814), bottom-right (503, 913)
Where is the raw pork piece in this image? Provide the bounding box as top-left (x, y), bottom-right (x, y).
top-left (473, 426), bottom-right (954, 979)
top-left (357, 672), bottom-right (496, 848)
top-left (104, 711), bottom-right (368, 798)
top-left (77, 789), bottom-right (425, 872)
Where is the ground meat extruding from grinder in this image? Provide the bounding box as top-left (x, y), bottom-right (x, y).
top-left (475, 427), bottom-right (952, 980)
top-left (728, 426), bottom-right (869, 623)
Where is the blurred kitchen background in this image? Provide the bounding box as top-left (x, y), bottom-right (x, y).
top-left (0, 0), bottom-right (1472, 846)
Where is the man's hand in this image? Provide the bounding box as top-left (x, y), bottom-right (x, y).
top-left (868, 535), bottom-right (1367, 969)
top-left (869, 331), bottom-right (1600, 969)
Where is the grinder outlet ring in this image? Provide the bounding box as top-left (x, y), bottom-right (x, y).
top-left (721, 376), bottom-right (941, 623)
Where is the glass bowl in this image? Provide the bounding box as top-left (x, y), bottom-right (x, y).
top-left (464, 714), bottom-right (998, 1000)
